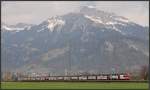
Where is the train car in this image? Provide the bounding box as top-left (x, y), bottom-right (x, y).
top-left (56, 76), bottom-right (64, 80)
top-left (87, 76), bottom-right (97, 80)
top-left (48, 76), bottom-right (57, 80)
top-left (109, 74), bottom-right (119, 80)
top-left (78, 76), bottom-right (87, 80)
top-left (70, 76), bottom-right (78, 80)
top-left (97, 75), bottom-right (108, 80)
top-left (64, 76), bottom-right (70, 80)
top-left (119, 74), bottom-right (130, 80)
top-left (35, 77), bottom-right (41, 80)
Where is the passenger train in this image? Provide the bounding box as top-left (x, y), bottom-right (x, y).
top-left (18, 73), bottom-right (130, 81)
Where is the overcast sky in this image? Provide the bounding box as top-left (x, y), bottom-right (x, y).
top-left (2, 1), bottom-right (149, 26)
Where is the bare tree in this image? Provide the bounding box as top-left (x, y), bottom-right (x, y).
top-left (3, 72), bottom-right (13, 81)
top-left (140, 65), bottom-right (149, 80)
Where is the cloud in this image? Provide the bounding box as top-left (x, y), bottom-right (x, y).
top-left (2, 1), bottom-right (149, 26)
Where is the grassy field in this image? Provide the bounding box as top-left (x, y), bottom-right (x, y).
top-left (1, 82), bottom-right (148, 89)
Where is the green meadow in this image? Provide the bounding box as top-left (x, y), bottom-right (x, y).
top-left (1, 82), bottom-right (148, 89)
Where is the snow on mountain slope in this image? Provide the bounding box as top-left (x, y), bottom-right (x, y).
top-left (2, 23), bottom-right (33, 32)
top-left (87, 5), bottom-right (96, 9)
top-left (35, 17), bottom-right (65, 32)
top-left (84, 15), bottom-right (103, 24)
top-left (83, 15), bottom-right (128, 33)
top-left (2, 25), bottom-right (25, 31)
top-left (115, 17), bottom-right (129, 23)
top-left (47, 17), bottom-right (65, 32)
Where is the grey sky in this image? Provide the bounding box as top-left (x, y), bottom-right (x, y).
top-left (2, 1), bottom-right (149, 26)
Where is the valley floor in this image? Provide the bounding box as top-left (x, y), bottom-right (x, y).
top-left (1, 82), bottom-right (148, 89)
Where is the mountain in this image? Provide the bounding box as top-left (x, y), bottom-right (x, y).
top-left (1, 6), bottom-right (149, 75)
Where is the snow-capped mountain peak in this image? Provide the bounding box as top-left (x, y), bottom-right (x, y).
top-left (46, 17), bottom-right (65, 32)
top-left (80, 6), bottom-right (131, 24)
